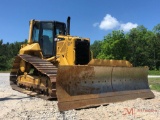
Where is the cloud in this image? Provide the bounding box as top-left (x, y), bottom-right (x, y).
top-left (99, 14), bottom-right (119, 30)
top-left (120, 22), bottom-right (138, 32)
top-left (93, 22), bottom-right (99, 27)
top-left (97, 14), bottom-right (138, 32)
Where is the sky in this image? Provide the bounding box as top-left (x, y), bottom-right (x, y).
top-left (0, 0), bottom-right (160, 44)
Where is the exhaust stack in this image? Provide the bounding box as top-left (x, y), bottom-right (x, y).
top-left (67, 16), bottom-right (70, 35)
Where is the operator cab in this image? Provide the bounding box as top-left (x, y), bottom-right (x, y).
top-left (32, 21), bottom-right (66, 58)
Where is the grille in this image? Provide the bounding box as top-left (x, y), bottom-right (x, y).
top-left (75, 39), bottom-right (90, 65)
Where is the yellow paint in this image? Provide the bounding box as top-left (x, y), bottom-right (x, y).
top-left (20, 60), bottom-right (26, 72)
top-left (17, 75), bottom-right (48, 89)
top-left (56, 35), bottom-right (90, 65)
top-left (88, 59), bottom-right (132, 67)
top-left (19, 43), bottom-right (41, 54)
top-left (28, 20), bottom-right (35, 44)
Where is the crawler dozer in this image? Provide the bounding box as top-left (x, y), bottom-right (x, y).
top-left (10, 17), bottom-right (154, 111)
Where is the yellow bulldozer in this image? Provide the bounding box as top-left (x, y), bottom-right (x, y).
top-left (10, 17), bottom-right (154, 111)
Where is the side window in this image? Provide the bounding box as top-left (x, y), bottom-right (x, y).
top-left (32, 25), bottom-right (39, 42)
top-left (56, 29), bottom-right (61, 35)
top-left (55, 23), bottom-right (66, 36)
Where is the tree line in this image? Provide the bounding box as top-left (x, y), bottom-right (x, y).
top-left (91, 24), bottom-right (160, 70)
top-left (0, 24), bottom-right (160, 71)
top-left (0, 40), bottom-right (27, 71)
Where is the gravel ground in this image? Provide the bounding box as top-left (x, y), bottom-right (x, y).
top-left (0, 73), bottom-right (160, 120)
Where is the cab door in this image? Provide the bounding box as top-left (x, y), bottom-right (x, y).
top-left (39, 22), bottom-right (55, 57)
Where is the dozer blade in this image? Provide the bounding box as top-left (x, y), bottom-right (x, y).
top-left (56, 66), bottom-right (155, 111)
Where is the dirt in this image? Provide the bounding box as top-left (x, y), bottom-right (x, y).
top-left (0, 73), bottom-right (160, 120)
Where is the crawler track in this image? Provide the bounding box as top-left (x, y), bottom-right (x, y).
top-left (10, 54), bottom-right (58, 100)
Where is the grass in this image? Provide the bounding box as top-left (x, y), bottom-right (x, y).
top-left (148, 70), bottom-right (160, 75)
top-left (148, 70), bottom-right (160, 91)
top-left (148, 78), bottom-right (160, 92)
top-left (0, 71), bottom-right (10, 73)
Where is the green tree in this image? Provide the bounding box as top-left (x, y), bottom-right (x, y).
top-left (97, 30), bottom-right (128, 60)
top-left (0, 39), bottom-right (26, 71)
top-left (90, 40), bottom-right (102, 58)
top-left (90, 25), bottom-right (158, 69)
top-left (126, 26), bottom-right (156, 68)
top-left (0, 40), bottom-right (9, 70)
top-left (153, 24), bottom-right (160, 70)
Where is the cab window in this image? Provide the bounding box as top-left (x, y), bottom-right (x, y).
top-left (32, 23), bottom-right (40, 42)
